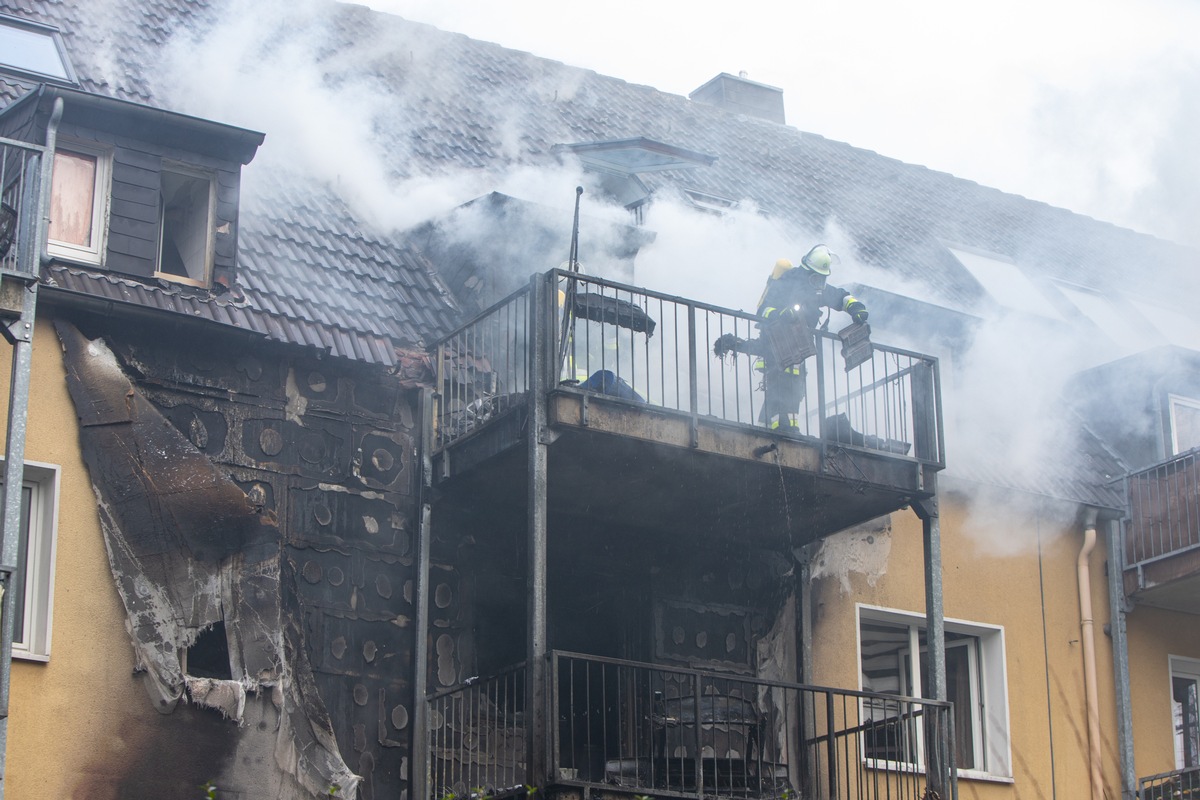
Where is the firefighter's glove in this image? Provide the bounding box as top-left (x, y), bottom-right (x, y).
top-left (847, 301), bottom-right (869, 323)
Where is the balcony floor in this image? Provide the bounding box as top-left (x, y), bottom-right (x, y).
top-left (433, 391), bottom-right (935, 548)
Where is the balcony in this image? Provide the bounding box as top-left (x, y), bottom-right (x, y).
top-left (431, 269), bottom-right (944, 549)
top-left (428, 652), bottom-right (957, 800)
top-left (1125, 449), bottom-right (1200, 612)
top-left (1140, 766), bottom-right (1199, 799)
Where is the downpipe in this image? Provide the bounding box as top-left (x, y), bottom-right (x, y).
top-left (1077, 508), bottom-right (1104, 800)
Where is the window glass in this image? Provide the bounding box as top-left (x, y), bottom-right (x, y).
top-left (47, 144), bottom-right (109, 264)
top-left (1174, 659), bottom-right (1200, 769)
top-left (10, 485), bottom-right (31, 645)
top-left (0, 19), bottom-right (70, 80)
top-left (1170, 395), bottom-right (1200, 455)
top-left (49, 151), bottom-right (97, 248)
top-left (949, 247), bottom-right (1062, 320)
top-left (859, 607), bottom-right (1008, 777)
top-left (5, 463), bottom-right (57, 660)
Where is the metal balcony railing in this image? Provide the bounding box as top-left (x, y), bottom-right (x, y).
top-left (1140, 766), bottom-right (1200, 799)
top-left (0, 134), bottom-right (48, 277)
top-left (426, 653), bottom-right (957, 800)
top-left (432, 270), bottom-right (944, 467)
top-left (429, 663), bottom-right (528, 800)
top-left (1126, 449), bottom-right (1200, 571)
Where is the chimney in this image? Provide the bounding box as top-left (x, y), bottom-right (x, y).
top-left (689, 72), bottom-right (785, 124)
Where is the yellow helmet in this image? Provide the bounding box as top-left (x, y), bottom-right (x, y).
top-left (800, 244), bottom-right (837, 276)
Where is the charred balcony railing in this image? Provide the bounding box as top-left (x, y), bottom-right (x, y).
top-left (1126, 449), bottom-right (1200, 572)
top-left (550, 652), bottom-right (956, 800)
top-left (1140, 766), bottom-right (1200, 799)
top-left (0, 134), bottom-right (46, 277)
top-left (429, 663), bottom-right (528, 800)
top-left (433, 269), bottom-right (943, 466)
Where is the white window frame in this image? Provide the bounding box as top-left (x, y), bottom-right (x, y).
top-left (6, 461), bottom-right (59, 661)
top-left (0, 13), bottom-right (76, 84)
top-left (1170, 655), bottom-right (1200, 770)
top-left (1168, 394), bottom-right (1200, 456)
top-left (46, 140), bottom-right (111, 266)
top-left (857, 604), bottom-right (1013, 781)
top-left (154, 161), bottom-right (216, 287)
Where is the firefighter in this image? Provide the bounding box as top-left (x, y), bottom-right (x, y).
top-left (756, 244), bottom-right (868, 432)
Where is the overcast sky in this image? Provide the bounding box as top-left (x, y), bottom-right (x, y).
top-left (364, 0), bottom-right (1200, 247)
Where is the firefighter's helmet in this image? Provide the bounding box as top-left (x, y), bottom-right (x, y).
top-left (800, 244), bottom-right (838, 276)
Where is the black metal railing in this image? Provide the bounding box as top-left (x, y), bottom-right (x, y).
top-left (434, 286), bottom-right (532, 450)
top-left (429, 664), bottom-right (528, 800)
top-left (1140, 766), bottom-right (1200, 799)
top-left (1127, 449), bottom-right (1200, 572)
top-left (433, 270), bottom-right (944, 466)
top-left (549, 652), bottom-right (956, 800)
top-left (0, 134), bottom-right (48, 276)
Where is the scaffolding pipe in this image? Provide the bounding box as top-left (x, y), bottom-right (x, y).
top-left (1105, 516), bottom-right (1137, 800)
top-left (0, 96), bottom-right (60, 799)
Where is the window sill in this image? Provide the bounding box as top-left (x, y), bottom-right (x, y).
top-left (865, 760), bottom-right (1013, 784)
top-left (153, 271), bottom-right (210, 289)
top-left (12, 649), bottom-right (49, 663)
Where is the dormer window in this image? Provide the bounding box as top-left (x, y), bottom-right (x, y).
top-left (157, 164), bottom-right (215, 285)
top-left (6, 87), bottom-right (263, 290)
top-left (47, 141), bottom-right (111, 265)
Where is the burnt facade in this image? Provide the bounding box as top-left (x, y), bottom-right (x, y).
top-left (54, 312), bottom-right (422, 797)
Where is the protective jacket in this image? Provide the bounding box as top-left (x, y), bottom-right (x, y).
top-left (757, 268), bottom-right (862, 350)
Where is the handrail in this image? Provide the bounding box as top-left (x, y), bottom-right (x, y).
top-left (431, 269), bottom-right (944, 467)
top-left (1125, 448), bottom-right (1200, 569)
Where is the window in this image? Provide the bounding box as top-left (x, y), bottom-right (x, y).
top-left (0, 14), bottom-right (75, 83)
top-left (1173, 656), bottom-right (1200, 769)
top-left (858, 606), bottom-right (1011, 779)
top-left (948, 246), bottom-right (1062, 320)
top-left (47, 142), bottom-right (111, 265)
top-left (156, 164), bottom-right (215, 285)
top-left (1169, 395), bottom-right (1200, 456)
top-left (6, 462), bottom-right (59, 661)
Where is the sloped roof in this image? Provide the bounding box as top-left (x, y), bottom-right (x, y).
top-left (3, 0), bottom-right (1191, 507)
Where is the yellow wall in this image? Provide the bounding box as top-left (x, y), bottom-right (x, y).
top-left (809, 486), bottom-right (1198, 799)
top-left (1127, 604), bottom-right (1200, 779)
top-left (3, 317), bottom-right (168, 798)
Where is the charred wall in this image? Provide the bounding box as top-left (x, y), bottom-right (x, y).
top-left (54, 313), bottom-right (421, 799)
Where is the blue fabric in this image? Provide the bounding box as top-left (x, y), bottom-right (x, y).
top-left (580, 370), bottom-right (645, 402)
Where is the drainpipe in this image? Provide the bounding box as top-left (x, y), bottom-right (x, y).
top-left (1077, 508), bottom-right (1104, 800)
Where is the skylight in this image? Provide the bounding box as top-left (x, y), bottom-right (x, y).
top-left (1129, 299), bottom-right (1200, 351)
top-left (553, 138), bottom-right (717, 175)
top-left (1055, 283), bottom-right (1160, 355)
top-left (0, 15), bottom-right (74, 83)
top-left (948, 247), bottom-right (1062, 319)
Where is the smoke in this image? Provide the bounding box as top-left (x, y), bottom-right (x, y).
top-left (137, 0), bottom-right (1157, 557)
top-left (147, 0), bottom-right (603, 234)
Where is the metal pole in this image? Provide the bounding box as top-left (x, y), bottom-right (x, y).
top-left (1105, 516), bottom-right (1137, 800)
top-left (914, 479), bottom-right (955, 798)
top-left (0, 97), bottom-right (60, 799)
top-left (526, 273), bottom-right (550, 788)
top-left (411, 388), bottom-right (435, 800)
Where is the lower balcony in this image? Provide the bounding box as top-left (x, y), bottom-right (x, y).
top-left (427, 652), bottom-right (957, 800)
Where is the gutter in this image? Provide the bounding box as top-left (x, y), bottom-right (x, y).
top-left (1077, 507), bottom-right (1104, 800)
